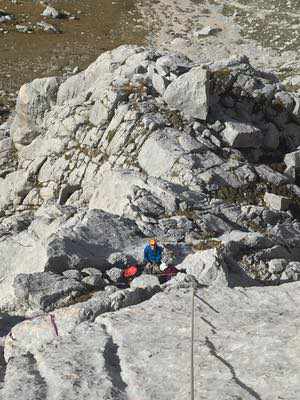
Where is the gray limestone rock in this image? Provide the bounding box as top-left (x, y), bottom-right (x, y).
top-left (36, 21), bottom-right (61, 33)
top-left (2, 43), bottom-right (300, 397)
top-left (0, 207), bottom-right (144, 308)
top-left (264, 192), bottom-right (290, 211)
top-left (284, 150), bottom-right (300, 169)
top-left (106, 267), bottom-right (123, 284)
top-left (15, 25), bottom-right (32, 33)
top-left (13, 272), bottom-right (86, 312)
top-left (62, 270), bottom-right (82, 281)
top-left (263, 122), bottom-right (280, 150)
top-left (1, 282), bottom-right (299, 400)
top-left (10, 77), bottom-right (60, 148)
top-left (282, 261), bottom-right (300, 281)
top-left (274, 91), bottom-right (294, 112)
top-left (0, 170), bottom-right (32, 211)
top-left (45, 209), bottom-right (145, 273)
top-left (97, 282), bottom-right (300, 400)
top-left (41, 6), bottom-right (60, 19)
top-left (292, 94), bottom-right (300, 123)
top-left (287, 261), bottom-right (300, 274)
top-left (0, 137), bottom-right (12, 168)
top-left (177, 247), bottom-right (228, 286)
top-left (152, 72), bottom-right (169, 96)
top-left (89, 169), bottom-right (147, 216)
top-left (107, 252), bottom-right (128, 269)
top-left (283, 123), bottom-right (300, 150)
top-left (138, 129), bottom-right (184, 178)
top-left (130, 274), bottom-right (160, 289)
top-left (164, 66), bottom-right (209, 120)
top-left (81, 267), bottom-right (103, 276)
top-left (104, 285), bottom-right (118, 295)
top-left (155, 53), bottom-right (191, 76)
top-left (80, 285), bottom-right (162, 322)
top-left (255, 165), bottom-right (289, 186)
top-left (194, 25), bottom-right (221, 37)
top-left (221, 121), bottom-right (263, 148)
top-left (2, 282), bottom-right (299, 399)
top-left (0, 11), bottom-right (14, 23)
top-left (268, 259), bottom-right (288, 274)
top-left (2, 322), bottom-right (128, 400)
top-left (82, 275), bottom-right (106, 289)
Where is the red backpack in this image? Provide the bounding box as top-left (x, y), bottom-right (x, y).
top-left (123, 265), bottom-right (138, 280)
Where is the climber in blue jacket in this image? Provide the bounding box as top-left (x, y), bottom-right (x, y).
top-left (143, 239), bottom-right (163, 274)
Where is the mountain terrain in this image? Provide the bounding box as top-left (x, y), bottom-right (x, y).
top-left (0, 43), bottom-right (299, 399)
top-left (0, 0), bottom-right (300, 399)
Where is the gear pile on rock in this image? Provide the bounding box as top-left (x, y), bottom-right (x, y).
top-left (0, 45), bottom-right (300, 399)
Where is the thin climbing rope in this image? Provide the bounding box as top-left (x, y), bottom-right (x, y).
top-left (191, 286), bottom-right (196, 400)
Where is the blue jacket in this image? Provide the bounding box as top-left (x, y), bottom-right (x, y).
top-left (143, 244), bottom-right (163, 264)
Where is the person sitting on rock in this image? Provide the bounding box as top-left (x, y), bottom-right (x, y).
top-left (143, 239), bottom-right (163, 275)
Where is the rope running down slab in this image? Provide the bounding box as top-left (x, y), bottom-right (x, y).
top-left (191, 286), bottom-right (196, 400)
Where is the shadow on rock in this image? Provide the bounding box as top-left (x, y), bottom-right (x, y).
top-left (195, 293), bottom-right (220, 314)
top-left (0, 314), bottom-right (26, 388)
top-left (0, 314), bottom-right (25, 337)
top-left (103, 329), bottom-right (127, 395)
top-left (205, 336), bottom-right (262, 400)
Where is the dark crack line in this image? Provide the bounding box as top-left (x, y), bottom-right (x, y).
top-left (195, 294), bottom-right (220, 313)
top-left (201, 316), bottom-right (217, 333)
top-left (26, 352), bottom-right (48, 398)
top-left (102, 326), bottom-right (128, 399)
top-left (205, 337), bottom-right (262, 400)
top-left (0, 346), bottom-right (6, 390)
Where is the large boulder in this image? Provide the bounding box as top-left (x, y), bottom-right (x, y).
top-left (41, 6), bottom-right (60, 19)
top-left (138, 129), bottom-right (184, 178)
top-left (57, 45), bottom-right (145, 105)
top-left (254, 164), bottom-right (289, 186)
top-left (0, 207), bottom-right (145, 309)
top-left (163, 66), bottom-right (209, 120)
top-left (284, 150), bottom-right (300, 169)
top-left (10, 77), bottom-right (60, 148)
top-left (45, 209), bottom-right (144, 273)
top-left (105, 267), bottom-right (123, 284)
top-left (13, 272), bottom-right (86, 312)
top-left (176, 247), bottom-right (228, 286)
top-left (155, 53), bottom-right (191, 76)
top-left (89, 168), bottom-right (147, 215)
top-left (221, 121), bottom-right (263, 148)
top-left (264, 192), bottom-right (291, 211)
top-left (0, 225), bottom-right (47, 309)
top-left (130, 274), bottom-right (160, 289)
top-left (0, 170), bottom-right (32, 211)
top-left (268, 259), bottom-right (287, 274)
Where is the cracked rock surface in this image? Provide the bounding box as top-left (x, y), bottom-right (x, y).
top-left (1, 282), bottom-right (299, 399)
top-left (0, 43), bottom-right (300, 398)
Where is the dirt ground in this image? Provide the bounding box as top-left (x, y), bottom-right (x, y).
top-left (0, 0), bottom-right (146, 122)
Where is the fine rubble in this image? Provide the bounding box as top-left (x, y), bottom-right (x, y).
top-left (0, 44), bottom-right (300, 398)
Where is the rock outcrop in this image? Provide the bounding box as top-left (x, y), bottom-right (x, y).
top-left (0, 206), bottom-right (145, 308)
top-left (13, 271), bottom-right (87, 312)
top-left (1, 45), bottom-right (300, 398)
top-left (1, 281), bottom-right (299, 399)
